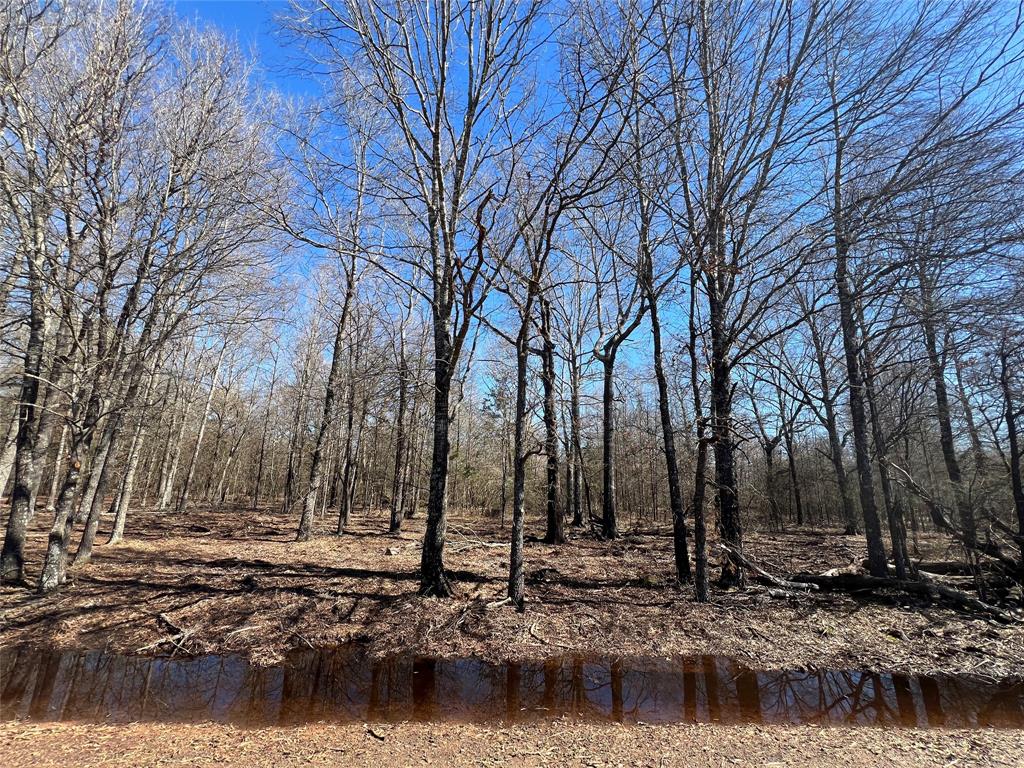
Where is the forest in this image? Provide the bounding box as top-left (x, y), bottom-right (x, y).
top-left (1, 0), bottom-right (1024, 765)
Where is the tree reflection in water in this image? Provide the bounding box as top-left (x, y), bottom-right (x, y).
top-left (2, 645), bottom-right (1021, 728)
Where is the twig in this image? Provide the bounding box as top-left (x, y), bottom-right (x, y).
top-left (527, 622), bottom-right (572, 649)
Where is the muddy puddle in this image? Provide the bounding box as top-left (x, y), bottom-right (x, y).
top-left (2, 645), bottom-right (1022, 728)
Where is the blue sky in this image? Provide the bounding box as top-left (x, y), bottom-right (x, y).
top-left (170, 1), bottom-right (311, 94)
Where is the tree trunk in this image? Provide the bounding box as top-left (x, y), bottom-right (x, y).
top-left (834, 240), bottom-right (888, 576)
top-left (807, 315), bottom-right (859, 534)
top-left (405, 391), bottom-right (424, 520)
top-left (650, 295), bottom-right (689, 582)
top-left (39, 360), bottom-right (107, 593)
top-left (783, 430), bottom-right (804, 527)
top-left (0, 256), bottom-right (48, 584)
top-left (203, 408), bottom-right (226, 502)
top-left (540, 298), bottom-right (563, 545)
top-left (763, 442), bottom-right (781, 531)
top-left (568, 353), bottom-right (583, 528)
top-left (689, 272), bottom-right (709, 602)
top-left (419, 320), bottom-right (454, 597)
top-left (175, 348), bottom-right (225, 516)
top-left (38, 441), bottom-right (84, 593)
top-left (73, 421), bottom-right (123, 566)
top-left (252, 358), bottom-right (278, 510)
top-left (389, 333), bottom-right (409, 534)
top-left (508, 334), bottom-right (529, 608)
top-left (76, 347), bottom-right (160, 561)
top-left (282, 339), bottom-right (315, 515)
top-left (44, 423), bottom-right (68, 512)
top-left (214, 427), bottom-right (247, 504)
top-left (600, 357), bottom-right (617, 540)
top-left (337, 376), bottom-right (365, 534)
top-left (75, 435), bottom-right (112, 525)
top-left (0, 411), bottom-right (18, 499)
top-left (918, 268), bottom-right (977, 551)
top-left (107, 409), bottom-right (147, 545)
top-left (298, 303), bottom-right (351, 541)
top-left (953, 350), bottom-right (986, 474)
top-left (158, 359), bottom-right (201, 512)
top-left (858, 315), bottom-right (912, 580)
top-left (999, 340), bottom-right (1024, 538)
top-left (708, 280), bottom-right (743, 586)
top-left (27, 340), bottom-right (68, 518)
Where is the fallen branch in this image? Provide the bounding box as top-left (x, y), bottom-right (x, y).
top-left (134, 612), bottom-right (201, 655)
top-left (886, 461), bottom-right (1021, 569)
top-left (450, 540), bottom-right (510, 553)
top-left (527, 622), bottom-right (572, 649)
top-left (790, 573), bottom-right (1020, 624)
top-left (718, 544), bottom-right (818, 592)
top-left (766, 588), bottom-right (800, 600)
top-left (858, 558), bottom-right (1015, 588)
top-left (860, 559), bottom-right (968, 576)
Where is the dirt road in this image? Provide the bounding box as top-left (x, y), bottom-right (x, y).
top-left (2, 719), bottom-right (1022, 768)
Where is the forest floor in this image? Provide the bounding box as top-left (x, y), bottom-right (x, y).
top-left (3, 719), bottom-right (1023, 767)
top-left (1, 503), bottom-right (1023, 679)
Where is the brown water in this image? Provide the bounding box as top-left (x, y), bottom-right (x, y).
top-left (2, 645), bottom-right (1022, 728)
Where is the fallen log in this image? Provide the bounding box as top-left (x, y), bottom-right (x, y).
top-left (866, 559), bottom-right (972, 576)
top-left (859, 558), bottom-right (1021, 586)
top-left (790, 573), bottom-right (1019, 624)
top-left (718, 544), bottom-right (818, 592)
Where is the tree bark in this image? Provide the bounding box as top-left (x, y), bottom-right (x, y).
top-left (44, 423), bottom-right (68, 513)
top-left (507, 332), bottom-right (529, 607)
top-left (38, 441), bottom-right (83, 593)
top-left (157, 354), bottom-right (201, 512)
top-left (298, 296), bottom-right (352, 541)
top-left (175, 347), bottom-right (225, 515)
top-left (568, 351), bottom-right (583, 528)
top-left (107, 409), bottom-right (147, 545)
top-left (252, 357), bottom-right (278, 510)
top-left (783, 429), bottom-right (805, 527)
top-left (999, 340), bottom-right (1024, 538)
top-left (337, 371), bottom-right (366, 534)
top-left (0, 411), bottom-right (18, 499)
top-left (0, 249), bottom-right (48, 584)
top-left (708, 279), bottom-right (743, 586)
top-left (72, 421), bottom-right (123, 566)
top-left (918, 266), bottom-right (977, 550)
top-left (600, 356), bottom-right (618, 540)
top-left (689, 271), bottom-right (709, 602)
top-left (75, 435), bottom-right (112, 525)
top-left (858, 316), bottom-right (912, 580)
top-left (539, 298), bottom-right (563, 545)
top-left (834, 239), bottom-right (888, 576)
top-left (389, 326), bottom-right (410, 534)
top-left (650, 294), bottom-right (689, 581)
top-left (953, 350), bottom-right (986, 474)
top-left (419, 320), bottom-right (455, 597)
top-left (806, 314), bottom-right (859, 534)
